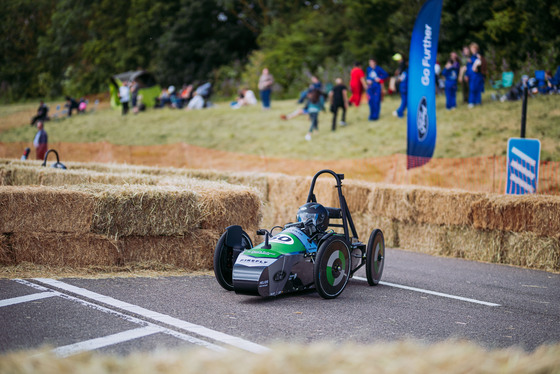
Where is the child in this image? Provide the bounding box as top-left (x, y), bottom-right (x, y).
top-left (305, 89), bottom-right (324, 141)
top-left (442, 59), bottom-right (459, 110)
top-left (329, 78), bottom-right (349, 131)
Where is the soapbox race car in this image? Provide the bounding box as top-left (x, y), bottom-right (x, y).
top-left (213, 170), bottom-right (385, 299)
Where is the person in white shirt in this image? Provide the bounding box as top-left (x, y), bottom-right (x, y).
top-left (119, 81), bottom-right (131, 115)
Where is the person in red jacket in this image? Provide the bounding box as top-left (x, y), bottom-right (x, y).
top-left (33, 121), bottom-right (48, 160)
top-left (349, 62), bottom-right (367, 106)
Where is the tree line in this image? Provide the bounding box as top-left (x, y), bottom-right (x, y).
top-left (1, 0), bottom-right (559, 101)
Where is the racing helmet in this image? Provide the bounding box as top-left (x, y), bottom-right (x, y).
top-left (296, 203), bottom-right (329, 232)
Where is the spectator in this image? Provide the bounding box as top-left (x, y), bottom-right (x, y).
top-left (186, 87), bottom-right (206, 110)
top-left (298, 75), bottom-right (322, 104)
top-left (329, 78), bottom-right (349, 131)
top-left (393, 57), bottom-right (408, 118)
top-left (119, 81), bottom-right (130, 115)
top-left (78, 98), bottom-right (87, 113)
top-left (33, 121), bottom-right (48, 160)
top-left (442, 58), bottom-right (459, 110)
top-left (168, 86), bottom-right (183, 108)
top-left (305, 89), bottom-right (324, 141)
top-left (258, 68), bottom-right (274, 109)
top-left (30, 100), bottom-right (49, 126)
top-left (179, 84), bottom-right (194, 107)
top-left (65, 96), bottom-right (79, 117)
top-left (468, 42), bottom-right (486, 108)
top-left (21, 147), bottom-right (31, 160)
top-left (156, 87), bottom-right (170, 108)
top-left (458, 46), bottom-right (471, 104)
top-left (130, 81), bottom-right (139, 109)
top-left (231, 88), bottom-right (258, 109)
top-left (349, 62), bottom-right (367, 106)
top-left (366, 58), bottom-right (388, 121)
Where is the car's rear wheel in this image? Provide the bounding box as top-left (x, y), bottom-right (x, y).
top-left (366, 229), bottom-right (385, 286)
top-left (213, 230), bottom-right (253, 291)
top-left (314, 236), bottom-right (351, 299)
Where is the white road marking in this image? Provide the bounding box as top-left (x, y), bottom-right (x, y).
top-left (14, 279), bottom-right (225, 353)
top-left (53, 326), bottom-right (163, 357)
top-left (31, 278), bottom-right (270, 353)
top-left (0, 292), bottom-right (56, 307)
top-left (352, 277), bottom-right (501, 307)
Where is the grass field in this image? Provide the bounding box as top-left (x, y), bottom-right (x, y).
top-left (1, 93), bottom-right (559, 161)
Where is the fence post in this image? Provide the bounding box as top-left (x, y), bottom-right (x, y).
top-left (492, 154), bottom-right (496, 193)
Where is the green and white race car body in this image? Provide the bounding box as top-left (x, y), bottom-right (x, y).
top-left (233, 226), bottom-right (320, 297)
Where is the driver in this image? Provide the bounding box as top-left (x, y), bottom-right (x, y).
top-left (296, 203), bottom-right (330, 233)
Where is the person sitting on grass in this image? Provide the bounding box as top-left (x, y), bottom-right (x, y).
top-left (231, 88), bottom-right (257, 109)
top-left (30, 100), bottom-right (49, 126)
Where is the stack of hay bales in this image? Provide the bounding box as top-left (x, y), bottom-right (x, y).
top-left (262, 173), bottom-right (559, 272)
top-left (1, 159), bottom-right (558, 272)
top-left (0, 161), bottom-right (261, 270)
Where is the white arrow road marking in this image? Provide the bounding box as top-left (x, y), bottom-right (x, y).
top-left (14, 279), bottom-right (225, 353)
top-left (31, 278), bottom-right (270, 353)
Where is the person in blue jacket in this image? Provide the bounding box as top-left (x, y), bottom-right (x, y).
top-left (441, 58), bottom-right (459, 110)
top-left (467, 42), bottom-right (486, 108)
top-left (366, 58), bottom-right (388, 121)
top-left (393, 58), bottom-right (408, 118)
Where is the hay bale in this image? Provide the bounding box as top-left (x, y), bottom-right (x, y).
top-left (441, 226), bottom-right (505, 263)
top-left (267, 174), bottom-right (313, 225)
top-left (369, 184), bottom-right (417, 222)
top-left (396, 222), bottom-right (448, 255)
top-left (502, 231), bottom-right (560, 272)
top-left (2, 341), bottom-right (559, 374)
top-left (0, 164), bottom-right (160, 187)
top-left (471, 194), bottom-right (560, 237)
top-left (0, 234), bottom-right (13, 265)
top-left (342, 180), bottom-right (373, 215)
top-left (157, 177), bottom-right (263, 233)
top-left (67, 184), bottom-right (202, 238)
top-left (0, 186), bottom-right (94, 234)
top-left (10, 232), bottom-right (120, 266)
top-left (352, 214), bottom-right (397, 247)
top-left (196, 186), bottom-right (262, 233)
top-left (120, 229), bottom-right (219, 270)
top-left (411, 188), bottom-right (487, 226)
top-left (0, 167), bottom-right (12, 185)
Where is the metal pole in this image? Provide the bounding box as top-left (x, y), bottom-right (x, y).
top-left (521, 85), bottom-right (528, 138)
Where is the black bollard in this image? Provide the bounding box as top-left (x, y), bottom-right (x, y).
top-left (520, 85), bottom-right (528, 138)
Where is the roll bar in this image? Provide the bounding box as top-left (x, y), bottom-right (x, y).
top-left (306, 169), bottom-right (358, 242)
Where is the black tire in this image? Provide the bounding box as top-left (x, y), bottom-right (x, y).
top-left (213, 230), bottom-right (253, 291)
top-left (366, 229), bottom-right (385, 286)
top-left (314, 236), bottom-right (351, 299)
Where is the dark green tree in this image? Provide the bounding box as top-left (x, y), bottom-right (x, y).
top-left (153, 0), bottom-right (257, 87)
top-left (0, 0), bottom-right (53, 100)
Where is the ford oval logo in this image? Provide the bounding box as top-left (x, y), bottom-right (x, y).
top-left (416, 97), bottom-right (428, 141)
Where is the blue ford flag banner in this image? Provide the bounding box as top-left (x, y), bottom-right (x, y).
top-left (407, 0), bottom-right (443, 169)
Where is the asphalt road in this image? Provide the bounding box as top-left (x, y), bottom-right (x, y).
top-left (1, 248), bottom-right (559, 356)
